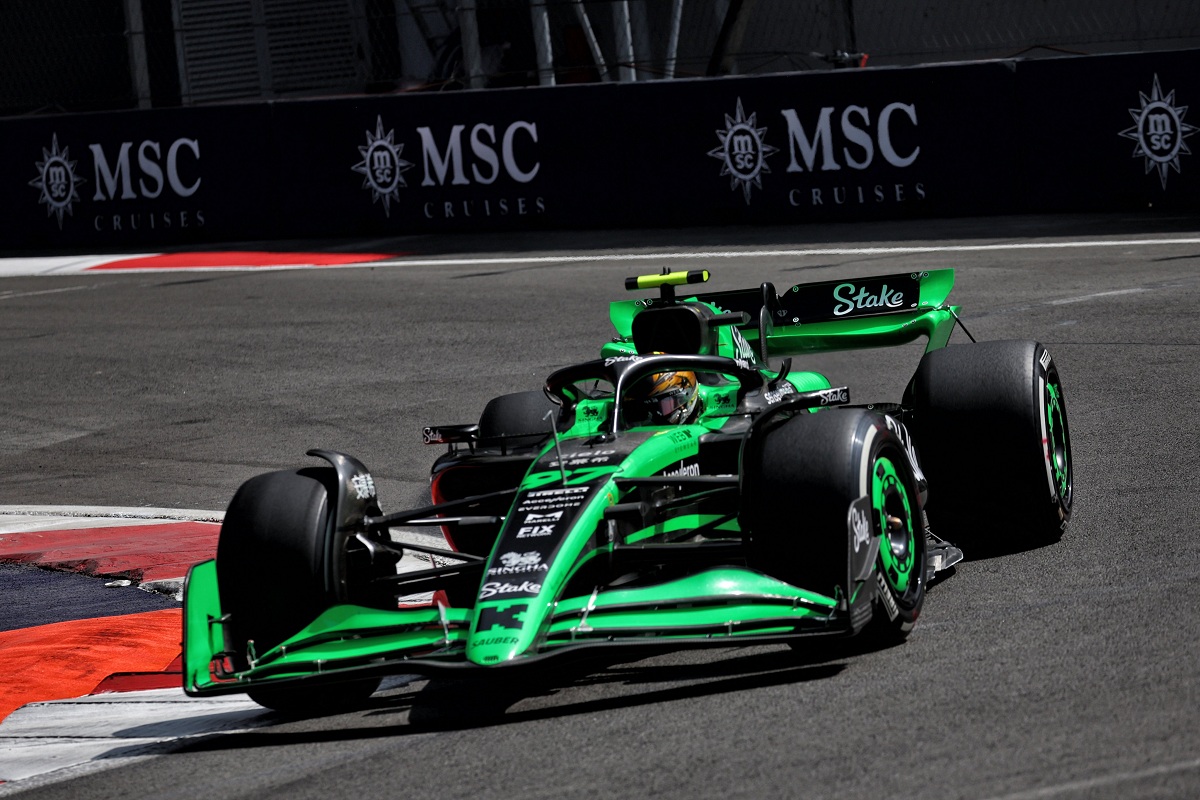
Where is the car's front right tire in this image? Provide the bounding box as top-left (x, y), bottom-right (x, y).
top-left (743, 408), bottom-right (926, 642)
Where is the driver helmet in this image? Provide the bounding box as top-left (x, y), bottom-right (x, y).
top-left (624, 366), bottom-right (699, 425)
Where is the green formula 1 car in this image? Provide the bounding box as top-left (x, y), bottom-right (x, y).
top-left (183, 268), bottom-right (1073, 712)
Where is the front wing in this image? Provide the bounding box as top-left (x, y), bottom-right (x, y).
top-left (183, 559), bottom-right (847, 696)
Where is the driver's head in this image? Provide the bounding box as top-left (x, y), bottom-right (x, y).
top-left (624, 367), bottom-right (699, 425)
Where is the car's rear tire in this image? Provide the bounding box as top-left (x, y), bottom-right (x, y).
top-left (478, 390), bottom-right (559, 448)
top-left (744, 409), bottom-right (926, 642)
top-left (216, 467), bottom-right (381, 711)
top-left (429, 389), bottom-right (561, 561)
top-left (907, 340), bottom-right (1073, 546)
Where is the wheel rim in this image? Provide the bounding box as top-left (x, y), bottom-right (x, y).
top-left (1045, 378), bottom-right (1072, 507)
top-left (873, 456), bottom-right (916, 594)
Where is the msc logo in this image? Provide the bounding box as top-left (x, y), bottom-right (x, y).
top-left (1119, 74), bottom-right (1197, 189)
top-left (30, 133), bottom-right (202, 230)
top-left (352, 116), bottom-right (414, 217)
top-left (29, 134), bottom-right (85, 229)
top-left (708, 98), bottom-right (778, 204)
top-left (351, 114), bottom-right (542, 218)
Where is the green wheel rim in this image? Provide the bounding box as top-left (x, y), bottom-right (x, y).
top-left (873, 456), bottom-right (915, 594)
top-left (1045, 380), bottom-right (1071, 504)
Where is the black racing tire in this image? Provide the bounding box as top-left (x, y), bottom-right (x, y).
top-left (744, 408), bottom-right (926, 642)
top-left (906, 340), bottom-right (1073, 546)
top-left (478, 390), bottom-right (559, 449)
top-left (216, 467), bottom-right (381, 710)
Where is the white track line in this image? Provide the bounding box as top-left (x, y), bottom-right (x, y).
top-left (0, 256), bottom-right (156, 277)
top-left (365, 238), bottom-right (1200, 268)
top-left (1045, 287), bottom-right (1149, 305)
top-left (0, 505), bottom-right (224, 523)
top-left (1, 237), bottom-right (1199, 277)
top-left (980, 756), bottom-right (1200, 799)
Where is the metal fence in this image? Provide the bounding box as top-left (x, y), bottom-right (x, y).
top-left (3, 0), bottom-right (1199, 116)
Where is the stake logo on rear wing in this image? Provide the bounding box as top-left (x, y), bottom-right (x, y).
top-left (692, 271), bottom-right (947, 327)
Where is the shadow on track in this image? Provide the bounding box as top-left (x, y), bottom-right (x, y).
top-left (172, 645), bottom-right (861, 751)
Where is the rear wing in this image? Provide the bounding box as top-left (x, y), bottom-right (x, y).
top-left (610, 269), bottom-right (960, 357)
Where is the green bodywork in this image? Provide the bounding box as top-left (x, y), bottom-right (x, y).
top-left (183, 269), bottom-right (958, 696)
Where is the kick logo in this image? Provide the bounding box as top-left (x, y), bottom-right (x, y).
top-left (352, 115), bottom-right (414, 217)
top-left (707, 98), bottom-right (778, 204)
top-left (29, 133), bottom-right (85, 229)
top-left (1118, 74), bottom-right (1196, 189)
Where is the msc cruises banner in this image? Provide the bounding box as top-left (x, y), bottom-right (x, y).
top-left (3, 47), bottom-right (1198, 249)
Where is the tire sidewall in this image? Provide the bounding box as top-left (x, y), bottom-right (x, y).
top-left (908, 340), bottom-right (1073, 543)
top-left (856, 414), bottom-right (926, 632)
top-left (744, 409), bottom-right (925, 633)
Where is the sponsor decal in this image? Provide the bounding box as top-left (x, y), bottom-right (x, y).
top-left (421, 426), bottom-right (444, 444)
top-left (351, 473), bottom-right (376, 500)
top-left (517, 510), bottom-right (562, 538)
top-left (29, 134), bottom-right (85, 229)
top-left (704, 97), bottom-right (927, 211)
top-left (546, 448), bottom-right (617, 468)
top-left (782, 102), bottom-right (920, 172)
top-left (877, 571), bottom-right (900, 621)
top-left (351, 115), bottom-right (546, 220)
top-left (479, 580), bottom-right (541, 599)
top-left (583, 406), bottom-right (600, 420)
top-left (1039, 349), bottom-right (1052, 372)
top-left (883, 415), bottom-right (926, 487)
top-left (489, 551), bottom-right (549, 576)
top-left (707, 97), bottom-right (779, 204)
top-left (763, 383), bottom-right (796, 404)
top-left (515, 485), bottom-right (591, 514)
top-left (832, 281), bottom-right (907, 317)
top-left (352, 116), bottom-right (415, 217)
top-left (604, 354), bottom-right (642, 367)
top-left (781, 101), bottom-right (926, 209)
top-left (850, 504), bottom-right (871, 553)
top-left (846, 495), bottom-right (878, 583)
top-left (730, 326), bottom-right (757, 364)
top-left (527, 486), bottom-right (590, 498)
top-left (1119, 74), bottom-right (1196, 189)
top-left (784, 273), bottom-right (922, 324)
top-left (818, 386), bottom-right (849, 405)
top-left (663, 461), bottom-right (700, 478)
top-left (474, 635), bottom-right (518, 647)
top-left (30, 133), bottom-right (206, 234)
top-left (477, 604), bottom-right (526, 629)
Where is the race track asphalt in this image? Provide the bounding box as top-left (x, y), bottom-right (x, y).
top-left (1, 213), bottom-right (1198, 799)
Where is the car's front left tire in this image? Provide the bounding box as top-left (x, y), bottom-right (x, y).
top-left (216, 467), bottom-right (381, 712)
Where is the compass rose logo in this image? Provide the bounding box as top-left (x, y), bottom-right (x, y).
top-left (352, 116), bottom-right (414, 217)
top-left (29, 133), bottom-right (86, 229)
top-left (1118, 74), bottom-right (1196, 189)
top-left (707, 98), bottom-right (777, 204)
